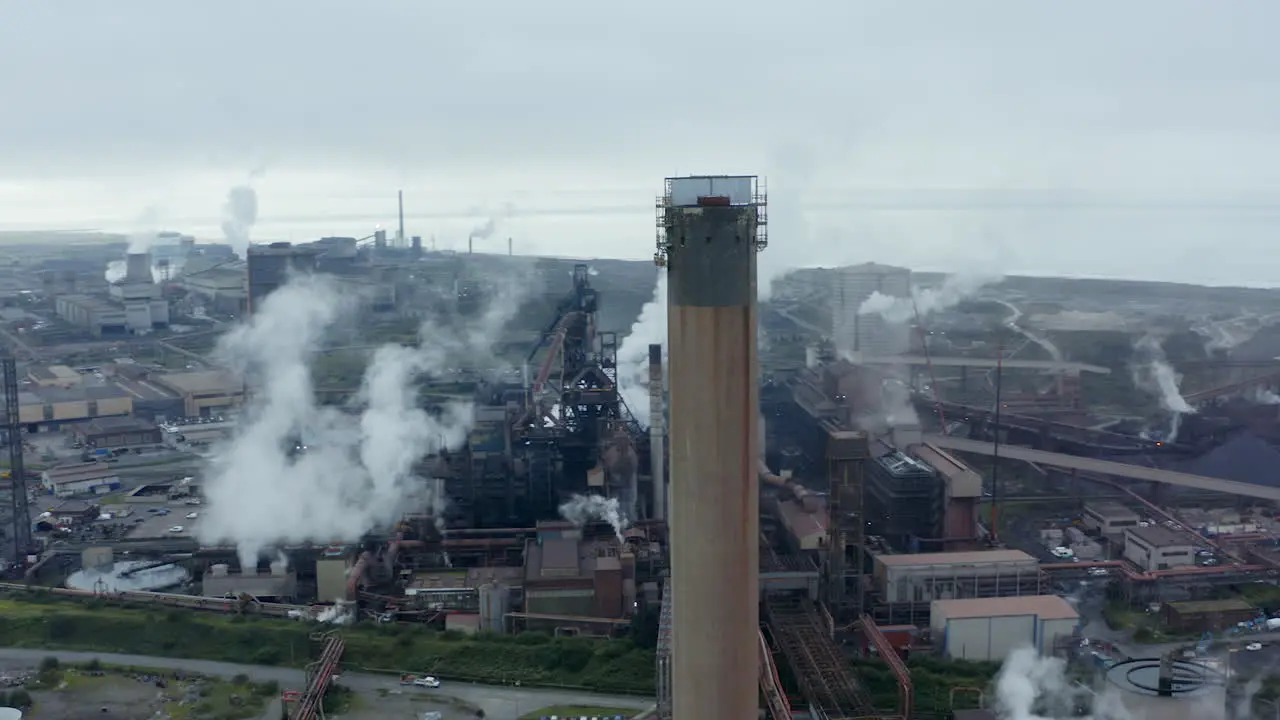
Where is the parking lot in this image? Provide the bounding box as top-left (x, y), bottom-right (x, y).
top-left (120, 499), bottom-right (204, 539)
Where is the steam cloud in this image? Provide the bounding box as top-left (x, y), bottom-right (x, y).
top-left (559, 494), bottom-right (628, 543)
top-left (197, 273), bottom-right (524, 572)
top-left (993, 648), bottom-right (1134, 720)
top-left (221, 185), bottom-right (259, 258)
top-left (858, 271), bottom-right (1003, 324)
top-left (1131, 334), bottom-right (1194, 441)
top-left (617, 273), bottom-right (668, 423)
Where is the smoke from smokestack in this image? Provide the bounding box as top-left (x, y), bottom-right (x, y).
top-left (859, 271), bottom-right (1002, 324)
top-left (197, 272), bottom-right (526, 571)
top-left (221, 185), bottom-right (259, 258)
top-left (467, 202), bottom-right (517, 244)
top-left (617, 273), bottom-right (668, 423)
top-left (559, 494), bottom-right (627, 543)
top-left (1131, 334), bottom-right (1194, 441)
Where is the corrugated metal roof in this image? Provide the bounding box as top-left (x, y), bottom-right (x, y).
top-left (933, 594), bottom-right (1078, 620)
top-left (877, 549), bottom-right (1035, 567)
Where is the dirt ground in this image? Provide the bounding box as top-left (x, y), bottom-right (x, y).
top-left (336, 687), bottom-right (472, 720)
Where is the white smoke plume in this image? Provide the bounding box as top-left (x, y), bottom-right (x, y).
top-left (1132, 334), bottom-right (1195, 415)
top-left (993, 648), bottom-right (1133, 720)
top-left (105, 208), bottom-right (165, 283)
top-left (617, 272), bottom-right (668, 423)
top-left (859, 271), bottom-right (1003, 324)
top-left (559, 494), bottom-right (627, 543)
top-left (1251, 387), bottom-right (1280, 405)
top-left (221, 185), bottom-right (259, 258)
top-left (197, 272), bottom-right (523, 571)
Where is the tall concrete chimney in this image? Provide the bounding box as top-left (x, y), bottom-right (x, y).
top-left (397, 190), bottom-right (405, 247)
top-left (648, 343), bottom-right (666, 522)
top-left (661, 175), bottom-right (764, 720)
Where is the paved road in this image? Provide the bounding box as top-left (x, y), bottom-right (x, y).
top-left (0, 648), bottom-right (654, 719)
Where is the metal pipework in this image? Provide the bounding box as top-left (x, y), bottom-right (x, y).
top-left (662, 176), bottom-right (764, 720)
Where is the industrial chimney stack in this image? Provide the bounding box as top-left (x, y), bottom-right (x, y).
top-left (648, 343), bottom-right (666, 521)
top-left (659, 175), bottom-right (766, 720)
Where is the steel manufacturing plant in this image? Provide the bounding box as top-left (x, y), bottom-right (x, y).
top-left (10, 179), bottom-right (1280, 719)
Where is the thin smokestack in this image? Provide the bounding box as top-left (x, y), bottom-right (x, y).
top-left (664, 176), bottom-right (762, 720)
top-left (648, 343), bottom-right (666, 521)
top-left (397, 190), bottom-right (405, 247)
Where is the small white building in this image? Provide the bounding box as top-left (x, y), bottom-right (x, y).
top-left (41, 462), bottom-right (121, 498)
top-left (1123, 525), bottom-right (1195, 572)
top-left (1083, 502), bottom-right (1141, 534)
top-left (932, 595), bottom-right (1080, 662)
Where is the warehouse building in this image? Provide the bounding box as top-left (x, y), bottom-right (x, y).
top-left (155, 371), bottom-right (246, 417)
top-left (26, 364), bottom-right (82, 388)
top-left (931, 595), bottom-right (1080, 662)
top-left (41, 462), bottom-right (121, 498)
top-left (73, 416), bottom-right (162, 449)
top-left (17, 382), bottom-right (135, 432)
top-left (1123, 525), bottom-right (1195, 572)
top-left (1162, 599), bottom-right (1258, 633)
top-left (1083, 502), bottom-right (1141, 534)
top-left (872, 550), bottom-right (1044, 625)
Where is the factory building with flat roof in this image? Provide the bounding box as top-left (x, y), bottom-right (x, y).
top-left (1083, 502), bottom-right (1141, 534)
top-left (1123, 525), bottom-right (1196, 572)
top-left (931, 595), bottom-right (1079, 661)
top-left (872, 549), bottom-right (1045, 625)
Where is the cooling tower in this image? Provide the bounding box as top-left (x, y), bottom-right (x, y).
top-left (124, 252), bottom-right (152, 283)
top-left (661, 175), bottom-right (764, 720)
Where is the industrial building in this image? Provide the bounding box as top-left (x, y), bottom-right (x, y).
top-left (246, 242), bottom-right (319, 313)
top-left (180, 262), bottom-right (247, 315)
top-left (865, 447), bottom-right (943, 549)
top-left (55, 253), bottom-right (169, 335)
top-left (931, 595), bottom-right (1079, 661)
top-left (16, 382), bottom-right (135, 431)
top-left (153, 371), bottom-right (245, 417)
top-left (830, 262), bottom-right (911, 357)
top-left (201, 561), bottom-right (297, 601)
top-left (1083, 502), bottom-right (1141, 534)
top-left (872, 550), bottom-right (1044, 624)
top-left (41, 461), bottom-right (121, 498)
top-left (1162, 599), bottom-right (1258, 633)
top-left (26, 364), bottom-right (82, 388)
top-left (522, 524), bottom-right (633, 624)
top-left (73, 416), bottom-right (162, 448)
top-left (1123, 525), bottom-right (1196, 572)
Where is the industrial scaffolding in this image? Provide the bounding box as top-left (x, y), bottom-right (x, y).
top-left (764, 594), bottom-right (878, 720)
top-left (826, 428), bottom-right (869, 622)
top-left (656, 580), bottom-right (673, 720)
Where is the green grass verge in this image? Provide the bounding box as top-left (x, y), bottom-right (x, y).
top-left (0, 594), bottom-right (655, 694)
top-left (520, 705), bottom-right (637, 719)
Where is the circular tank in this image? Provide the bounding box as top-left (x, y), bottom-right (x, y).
top-left (66, 560), bottom-right (191, 593)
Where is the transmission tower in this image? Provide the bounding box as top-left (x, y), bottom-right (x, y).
top-left (2, 356), bottom-right (31, 564)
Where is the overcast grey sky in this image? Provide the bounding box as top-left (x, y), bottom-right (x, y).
top-left (2, 1), bottom-right (1278, 285)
